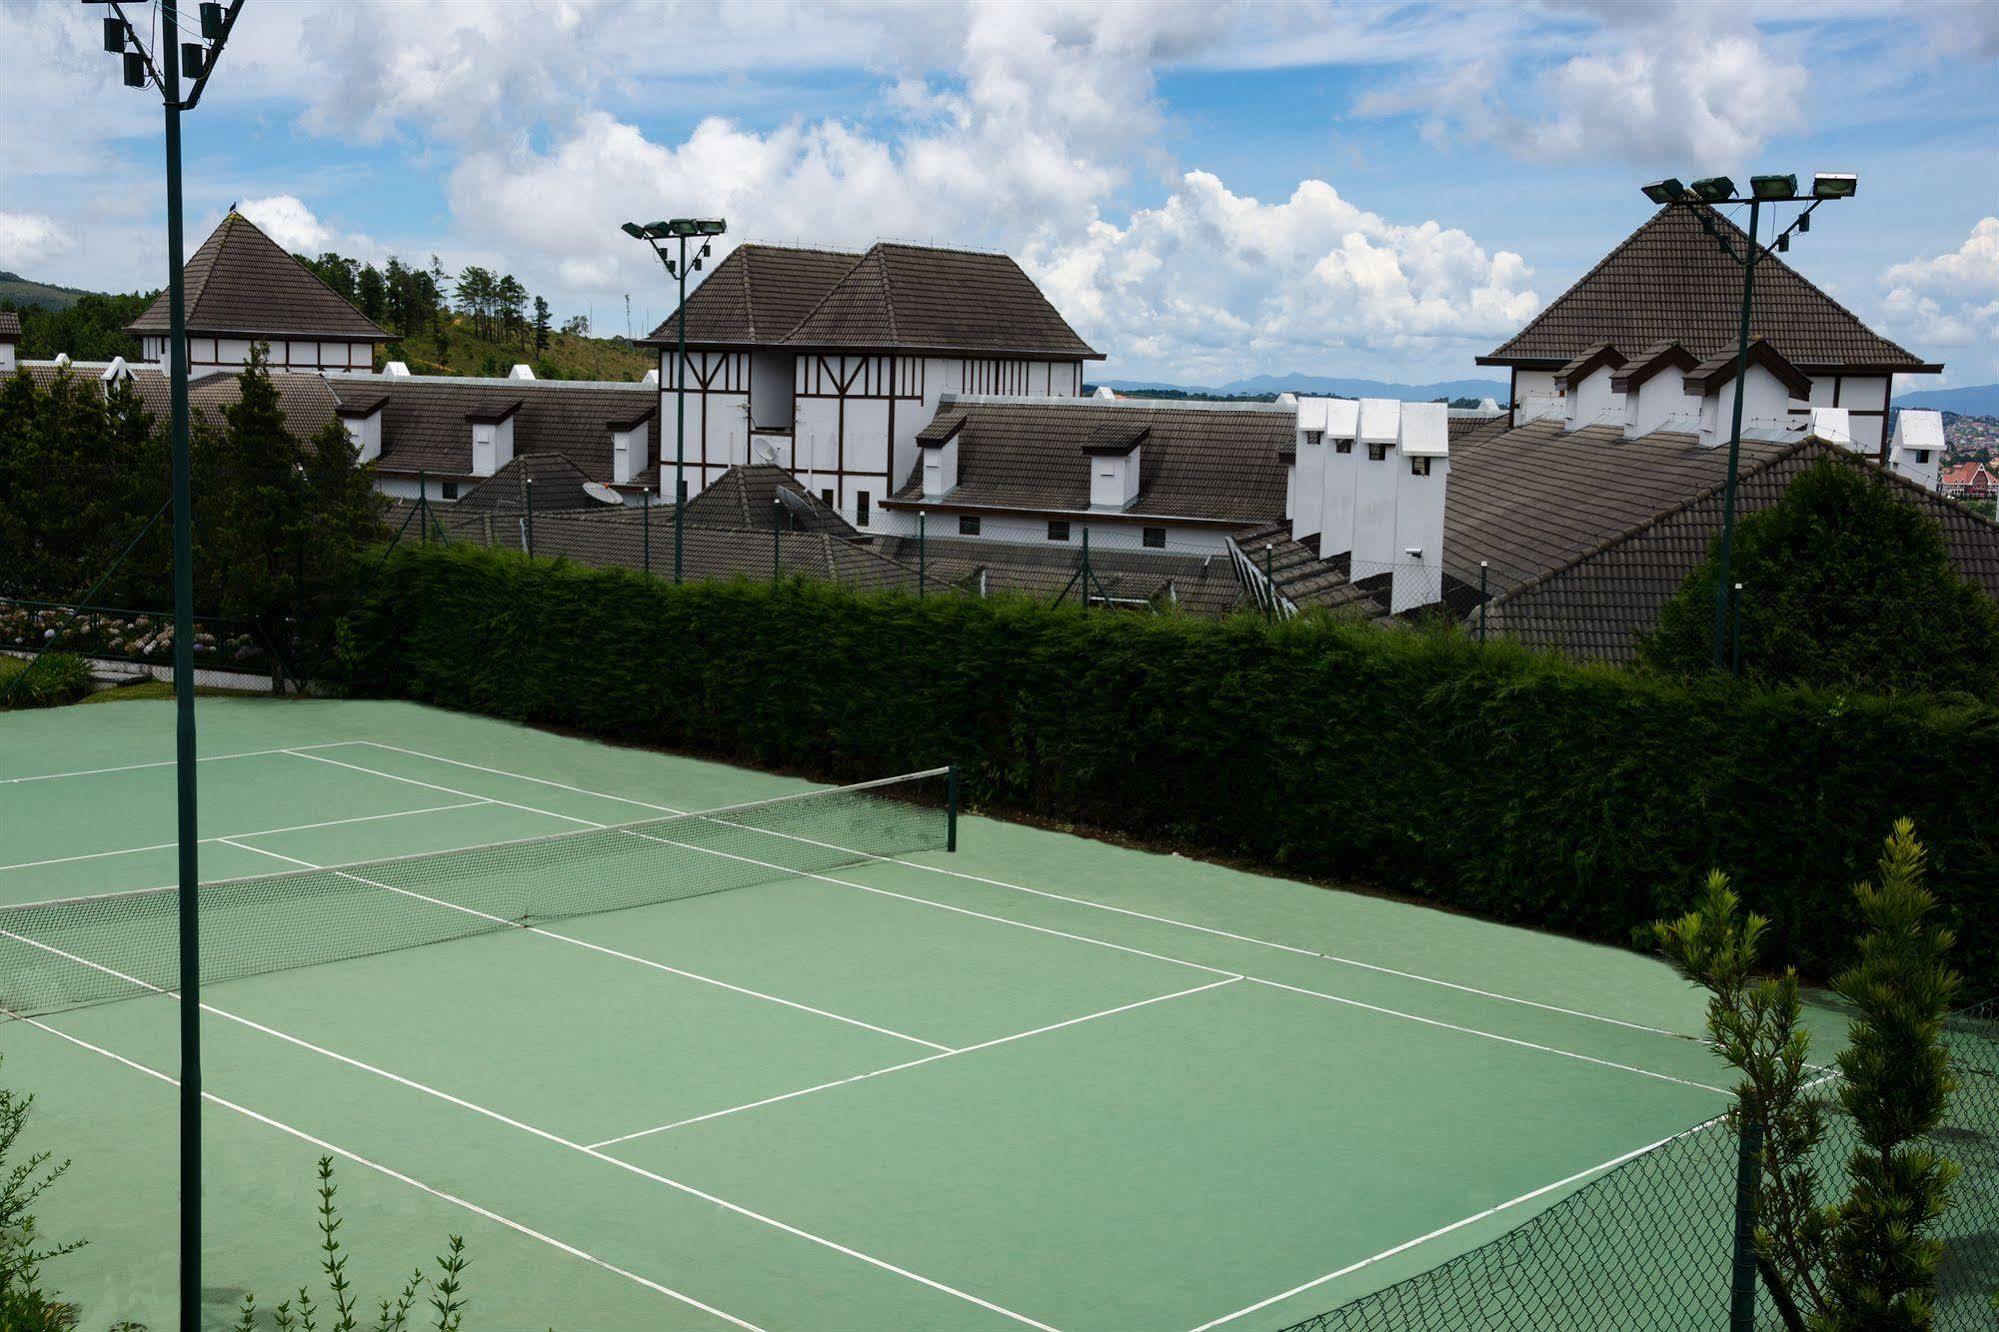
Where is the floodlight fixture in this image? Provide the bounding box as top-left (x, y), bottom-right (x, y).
top-left (695, 218), bottom-right (727, 236)
top-left (1750, 173), bottom-right (1798, 201)
top-left (1640, 178), bottom-right (1686, 205)
top-left (644, 220), bottom-right (673, 237)
top-left (620, 221), bottom-right (647, 239)
top-left (103, 16), bottom-right (126, 52)
top-left (666, 219), bottom-right (700, 237)
top-left (1690, 176), bottom-right (1736, 202)
top-left (1812, 172), bottom-right (1858, 199)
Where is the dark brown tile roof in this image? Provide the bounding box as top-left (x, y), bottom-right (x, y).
top-left (681, 464), bottom-right (856, 535)
top-left (453, 453), bottom-right (609, 513)
top-left (1482, 442), bottom-right (1999, 662)
top-left (1231, 523), bottom-right (1386, 618)
top-left (1483, 205), bottom-right (1937, 372)
top-left (338, 376), bottom-right (654, 483)
top-left (0, 313), bottom-right (21, 341)
top-left (638, 244), bottom-right (861, 348)
top-left (1683, 340), bottom-right (1813, 399)
top-left (128, 212), bottom-right (390, 342)
top-left (887, 398), bottom-right (1293, 523)
top-left (874, 533), bottom-right (1251, 615)
top-left (1441, 416), bottom-right (1799, 596)
top-left (18, 362), bottom-right (340, 440)
top-left (643, 241), bottom-right (1099, 360)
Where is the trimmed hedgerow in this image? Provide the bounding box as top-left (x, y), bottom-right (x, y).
top-left (338, 543), bottom-right (1999, 992)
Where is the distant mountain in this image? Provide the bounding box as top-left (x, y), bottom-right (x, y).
top-left (1895, 384), bottom-right (1999, 417)
top-left (0, 271), bottom-right (103, 311)
top-left (1093, 373), bottom-right (1510, 403)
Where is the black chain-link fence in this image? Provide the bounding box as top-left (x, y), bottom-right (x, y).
top-left (1278, 998), bottom-right (1999, 1332)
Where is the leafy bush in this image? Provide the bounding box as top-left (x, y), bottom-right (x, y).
top-left (0, 1056), bottom-right (86, 1330)
top-left (1640, 456), bottom-right (1999, 693)
top-left (0, 653), bottom-right (93, 709)
top-left (338, 543), bottom-right (1999, 993)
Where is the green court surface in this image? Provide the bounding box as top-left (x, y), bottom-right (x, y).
top-left (0, 698), bottom-right (1758, 1331)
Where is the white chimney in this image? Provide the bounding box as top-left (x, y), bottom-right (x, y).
top-left (643, 369), bottom-right (660, 386)
top-left (339, 399), bottom-right (385, 464)
top-left (1091, 385), bottom-right (1118, 400)
top-left (1690, 348), bottom-right (1805, 450)
top-left (1390, 402), bottom-right (1450, 613)
top-left (1809, 406), bottom-right (1854, 449)
top-left (1350, 398), bottom-right (1403, 581)
top-left (1618, 348), bottom-right (1699, 440)
top-left (0, 332), bottom-right (16, 376)
top-left (383, 361), bottom-right (411, 377)
top-left (467, 403), bottom-right (518, 477)
top-left (1557, 346), bottom-right (1626, 433)
top-left (1085, 423), bottom-right (1146, 509)
top-left (919, 418), bottom-right (963, 498)
top-left (1889, 410), bottom-right (1945, 491)
top-left (54, 352), bottom-right (71, 368)
top-left (1291, 397), bottom-right (1330, 545)
top-left (609, 414), bottom-right (651, 486)
top-left (100, 356), bottom-right (131, 387)
top-left (1317, 398), bottom-right (1362, 559)
top-left (508, 364), bottom-right (535, 381)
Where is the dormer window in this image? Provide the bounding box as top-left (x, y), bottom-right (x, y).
top-left (1914, 450), bottom-right (1932, 465)
top-left (1367, 442), bottom-right (1388, 461)
top-left (1335, 439), bottom-right (1353, 454)
top-left (1410, 457), bottom-right (1432, 477)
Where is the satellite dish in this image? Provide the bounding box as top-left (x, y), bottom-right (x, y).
top-left (752, 437), bottom-right (778, 464)
top-left (582, 481), bottom-right (624, 505)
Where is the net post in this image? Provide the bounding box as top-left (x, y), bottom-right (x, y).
top-left (773, 495), bottom-right (782, 584)
top-left (918, 510), bottom-right (927, 599)
top-left (642, 485), bottom-right (651, 576)
top-left (946, 764), bottom-right (959, 853)
top-left (525, 474), bottom-right (536, 558)
top-left (1729, 1113), bottom-right (1763, 1332)
top-left (1479, 560), bottom-right (1489, 644)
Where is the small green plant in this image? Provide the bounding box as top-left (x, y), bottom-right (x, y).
top-left (237, 1158), bottom-right (468, 1332)
top-left (1655, 821), bottom-right (1963, 1331)
top-left (0, 652), bottom-right (93, 709)
top-left (0, 1056), bottom-right (86, 1330)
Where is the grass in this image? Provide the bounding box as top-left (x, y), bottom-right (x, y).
top-left (1, 655), bottom-right (266, 708)
top-left (381, 315), bottom-right (653, 382)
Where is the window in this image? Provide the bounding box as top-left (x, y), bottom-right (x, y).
top-left (1914, 450), bottom-right (1932, 465)
top-left (1410, 457), bottom-right (1432, 477)
top-left (1142, 526), bottom-right (1166, 549)
top-left (1047, 520), bottom-right (1070, 542)
top-left (856, 491), bottom-right (870, 527)
top-left (959, 515), bottom-right (981, 536)
top-left (1367, 442), bottom-right (1388, 461)
top-left (1335, 439), bottom-right (1353, 454)
top-left (821, 488), bottom-right (834, 507)
top-left (440, 481), bottom-right (459, 500)
top-left (1304, 430), bottom-right (1323, 447)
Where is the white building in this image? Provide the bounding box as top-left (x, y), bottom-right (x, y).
top-left (637, 242), bottom-right (1100, 528)
top-left (125, 211), bottom-right (390, 375)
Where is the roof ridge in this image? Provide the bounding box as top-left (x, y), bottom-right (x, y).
top-left (778, 248), bottom-right (874, 342)
top-left (871, 245), bottom-right (902, 345)
top-left (734, 246), bottom-right (758, 342)
top-left (1489, 206), bottom-right (1674, 360)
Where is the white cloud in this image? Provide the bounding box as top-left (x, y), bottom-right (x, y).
top-left (1038, 173), bottom-right (1537, 382)
top-left (1880, 218), bottom-right (1999, 379)
top-left (0, 213), bottom-right (76, 272)
top-left (236, 195), bottom-right (334, 253)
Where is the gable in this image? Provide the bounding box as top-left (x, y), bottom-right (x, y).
top-left (127, 212), bottom-right (388, 341)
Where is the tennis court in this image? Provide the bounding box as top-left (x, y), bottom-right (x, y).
top-left (0, 698), bottom-right (1745, 1331)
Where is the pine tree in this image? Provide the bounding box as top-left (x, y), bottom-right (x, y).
top-left (533, 296), bottom-right (551, 354)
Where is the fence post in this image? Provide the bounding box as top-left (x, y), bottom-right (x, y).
top-left (642, 488), bottom-right (651, 577)
top-left (946, 764), bottom-right (959, 854)
top-left (918, 511), bottom-right (927, 598)
top-left (1730, 1115), bottom-right (1763, 1332)
top-left (1080, 528), bottom-right (1091, 608)
top-left (772, 495), bottom-right (782, 584)
top-left (417, 467), bottom-right (431, 544)
top-left (1264, 542), bottom-right (1276, 622)
top-left (1730, 582), bottom-right (1744, 677)
top-left (524, 474), bottom-right (536, 558)
top-left (1479, 561), bottom-right (1489, 643)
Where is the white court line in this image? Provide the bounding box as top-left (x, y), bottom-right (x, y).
top-left (1245, 977), bottom-right (1726, 1095)
top-left (0, 741), bottom-right (362, 785)
top-left (0, 932), bottom-right (1063, 1332)
top-left (1, 1003), bottom-right (766, 1331)
top-left (287, 749), bottom-right (603, 828)
top-left (1182, 1114), bottom-right (1733, 1332)
top-left (212, 838), bottom-right (951, 1054)
top-left (310, 748), bottom-right (1712, 1094)
top-left (0, 800), bottom-right (489, 874)
top-left (349, 742), bottom-right (1690, 1040)
top-left (589, 976), bottom-right (1243, 1149)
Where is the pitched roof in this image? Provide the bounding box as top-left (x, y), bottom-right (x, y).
top-left (642, 241), bottom-right (1100, 359)
top-left (681, 464), bottom-right (856, 535)
top-left (887, 397), bottom-right (1292, 523)
top-left (336, 375), bottom-right (653, 482)
top-left (16, 361), bottom-right (340, 440)
top-left (453, 453), bottom-right (608, 513)
top-left (1482, 205), bottom-right (1938, 373)
top-left (127, 212), bottom-right (390, 342)
top-left (638, 244), bottom-right (861, 348)
top-left (0, 313), bottom-right (21, 342)
top-left (1482, 442), bottom-right (1999, 662)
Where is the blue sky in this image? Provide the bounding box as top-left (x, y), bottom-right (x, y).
top-left (3, 0), bottom-right (1995, 387)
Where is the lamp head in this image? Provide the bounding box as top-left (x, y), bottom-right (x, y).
top-left (1811, 172), bottom-right (1858, 199)
top-left (1640, 178), bottom-right (1686, 205)
top-left (1690, 176), bottom-right (1737, 203)
top-left (620, 222), bottom-right (648, 239)
top-left (1750, 173), bottom-right (1798, 201)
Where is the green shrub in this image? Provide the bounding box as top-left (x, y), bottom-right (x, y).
top-left (0, 653), bottom-right (94, 709)
top-left (338, 544), bottom-right (1999, 993)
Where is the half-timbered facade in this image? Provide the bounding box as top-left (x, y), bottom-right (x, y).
top-left (1479, 204), bottom-right (1942, 455)
top-left (641, 241), bottom-right (1099, 526)
top-left (126, 211), bottom-right (390, 375)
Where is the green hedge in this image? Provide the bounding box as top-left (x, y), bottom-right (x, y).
top-left (339, 544), bottom-right (1999, 992)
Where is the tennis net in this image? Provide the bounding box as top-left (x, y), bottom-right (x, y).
top-left (0, 766), bottom-right (955, 1019)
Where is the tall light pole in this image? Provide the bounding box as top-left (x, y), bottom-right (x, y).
top-left (622, 217), bottom-right (727, 583)
top-left (91, 3), bottom-right (247, 1327)
top-left (1639, 171), bottom-right (1857, 672)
